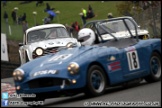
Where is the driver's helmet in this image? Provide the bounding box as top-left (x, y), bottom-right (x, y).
top-left (78, 28), bottom-right (95, 46)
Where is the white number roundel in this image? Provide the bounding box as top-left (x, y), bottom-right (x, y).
top-left (127, 50), bottom-right (140, 71)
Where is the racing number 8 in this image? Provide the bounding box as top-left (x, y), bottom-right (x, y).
top-left (127, 50), bottom-right (140, 71)
top-left (132, 52), bottom-right (138, 68)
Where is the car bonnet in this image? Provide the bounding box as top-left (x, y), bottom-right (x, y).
top-left (28, 38), bottom-right (77, 49)
top-left (20, 46), bottom-right (93, 78)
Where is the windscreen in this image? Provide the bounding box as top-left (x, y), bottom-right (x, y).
top-left (27, 27), bottom-right (70, 43)
top-left (98, 19), bottom-right (135, 35)
top-left (96, 19), bottom-right (138, 41)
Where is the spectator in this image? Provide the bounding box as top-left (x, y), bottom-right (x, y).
top-left (71, 21), bottom-right (80, 32)
top-left (3, 11), bottom-right (8, 23)
top-left (43, 17), bottom-right (51, 24)
top-left (2, 1), bottom-right (7, 7)
top-left (88, 4), bottom-right (92, 11)
top-left (48, 14), bottom-right (54, 21)
top-left (81, 8), bottom-right (87, 25)
top-left (11, 9), bottom-right (17, 24)
top-left (21, 13), bottom-right (26, 22)
top-left (18, 15), bottom-right (22, 24)
top-left (87, 4), bottom-right (95, 19)
top-left (46, 3), bottom-right (51, 10)
top-left (71, 21), bottom-right (80, 37)
top-left (44, 3), bottom-right (55, 12)
top-left (17, 12), bottom-right (26, 25)
top-left (36, 1), bottom-right (43, 7)
top-left (65, 23), bottom-right (73, 36)
top-left (22, 21), bottom-right (28, 33)
top-left (107, 13), bottom-right (114, 19)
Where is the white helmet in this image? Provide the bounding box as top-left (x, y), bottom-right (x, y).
top-left (78, 28), bottom-right (95, 46)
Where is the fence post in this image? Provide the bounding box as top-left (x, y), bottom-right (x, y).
top-left (33, 11), bottom-right (37, 26)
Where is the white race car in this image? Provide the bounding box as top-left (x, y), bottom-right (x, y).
top-left (19, 24), bottom-right (80, 65)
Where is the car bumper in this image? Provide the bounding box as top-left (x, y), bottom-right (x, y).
top-left (16, 76), bottom-right (84, 94)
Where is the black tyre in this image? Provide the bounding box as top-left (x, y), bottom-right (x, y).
top-left (85, 65), bottom-right (107, 97)
top-left (144, 52), bottom-right (161, 83)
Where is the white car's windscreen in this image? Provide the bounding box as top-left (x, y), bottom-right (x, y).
top-left (27, 27), bottom-right (70, 43)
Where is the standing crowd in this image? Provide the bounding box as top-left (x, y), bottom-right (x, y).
top-left (2, 1), bottom-right (114, 37)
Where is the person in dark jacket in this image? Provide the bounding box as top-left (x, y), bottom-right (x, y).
top-left (87, 4), bottom-right (95, 19)
top-left (3, 11), bottom-right (8, 23)
top-left (36, 1), bottom-right (43, 7)
top-left (44, 3), bottom-right (55, 12)
top-left (21, 13), bottom-right (26, 22)
top-left (11, 9), bottom-right (17, 24)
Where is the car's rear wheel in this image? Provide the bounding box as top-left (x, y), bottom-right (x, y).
top-left (144, 52), bottom-right (161, 83)
top-left (85, 65), bottom-right (106, 97)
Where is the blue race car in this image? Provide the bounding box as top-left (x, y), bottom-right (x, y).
top-left (13, 17), bottom-right (161, 103)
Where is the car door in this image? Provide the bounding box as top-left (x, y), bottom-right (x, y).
top-left (122, 44), bottom-right (145, 79)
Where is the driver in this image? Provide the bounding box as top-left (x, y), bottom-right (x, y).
top-left (78, 28), bottom-right (96, 46)
top-left (49, 28), bottom-right (57, 39)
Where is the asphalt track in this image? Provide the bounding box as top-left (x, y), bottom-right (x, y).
top-left (3, 80), bottom-right (161, 107)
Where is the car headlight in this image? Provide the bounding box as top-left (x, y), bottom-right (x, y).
top-left (35, 47), bottom-right (44, 56)
top-left (67, 62), bottom-right (79, 75)
top-left (13, 69), bottom-right (24, 81)
top-left (66, 42), bottom-right (74, 48)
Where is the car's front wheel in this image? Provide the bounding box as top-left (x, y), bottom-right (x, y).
top-left (144, 52), bottom-right (161, 83)
top-left (85, 65), bottom-right (107, 97)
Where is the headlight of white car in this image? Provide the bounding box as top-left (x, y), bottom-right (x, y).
top-left (13, 69), bottom-right (24, 81)
top-left (67, 62), bottom-right (79, 75)
top-left (66, 42), bottom-right (73, 48)
top-left (35, 47), bottom-right (44, 56)
top-left (66, 42), bottom-right (76, 48)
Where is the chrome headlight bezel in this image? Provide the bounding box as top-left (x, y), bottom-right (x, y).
top-left (67, 62), bottom-right (79, 75)
top-left (35, 47), bottom-right (44, 56)
top-left (13, 69), bottom-right (25, 81)
top-left (66, 42), bottom-right (74, 48)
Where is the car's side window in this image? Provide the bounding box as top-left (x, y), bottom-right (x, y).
top-left (57, 28), bottom-right (69, 38)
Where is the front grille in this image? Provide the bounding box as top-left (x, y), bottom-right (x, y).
top-left (32, 47), bottom-right (59, 59)
top-left (28, 78), bottom-right (64, 89)
top-left (43, 47), bottom-right (59, 55)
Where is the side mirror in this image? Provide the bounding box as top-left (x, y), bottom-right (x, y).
top-left (19, 43), bottom-right (24, 47)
